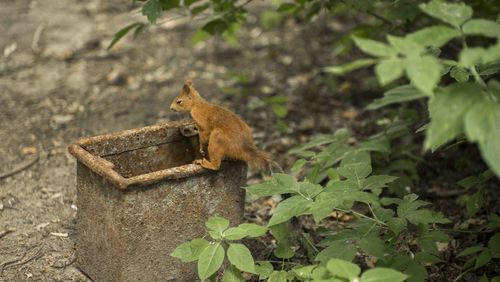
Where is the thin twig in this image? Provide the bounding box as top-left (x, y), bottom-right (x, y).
top-left (0, 154), bottom-right (39, 180)
top-left (434, 228), bottom-right (492, 234)
top-left (339, 0), bottom-right (392, 26)
top-left (0, 245), bottom-right (44, 275)
top-left (365, 10), bottom-right (393, 26)
top-left (31, 24), bottom-right (45, 52)
top-left (0, 228), bottom-right (16, 240)
top-left (453, 268), bottom-right (471, 282)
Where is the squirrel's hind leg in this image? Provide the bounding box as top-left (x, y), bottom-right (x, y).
top-left (198, 130), bottom-right (225, 170)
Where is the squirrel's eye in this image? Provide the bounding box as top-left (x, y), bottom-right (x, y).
top-left (176, 100), bottom-right (182, 104)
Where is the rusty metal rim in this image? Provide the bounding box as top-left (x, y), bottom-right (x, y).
top-left (68, 121), bottom-right (206, 190)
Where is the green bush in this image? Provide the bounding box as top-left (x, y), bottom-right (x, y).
top-left (113, 0), bottom-right (500, 281)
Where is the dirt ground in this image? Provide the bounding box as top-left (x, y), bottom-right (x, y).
top-left (0, 1), bottom-right (353, 281)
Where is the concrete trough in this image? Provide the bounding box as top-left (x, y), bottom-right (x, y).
top-left (68, 120), bottom-right (247, 282)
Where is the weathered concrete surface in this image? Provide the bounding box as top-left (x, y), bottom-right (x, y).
top-left (70, 121), bottom-right (247, 282)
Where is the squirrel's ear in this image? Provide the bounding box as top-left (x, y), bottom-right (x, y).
top-left (183, 80), bottom-right (193, 94)
top-left (183, 84), bottom-right (190, 94)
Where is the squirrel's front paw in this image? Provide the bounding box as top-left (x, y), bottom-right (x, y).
top-left (199, 148), bottom-right (205, 156)
top-left (193, 159), bottom-right (203, 165)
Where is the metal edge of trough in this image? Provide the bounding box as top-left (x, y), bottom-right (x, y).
top-left (67, 119), bottom-right (206, 190)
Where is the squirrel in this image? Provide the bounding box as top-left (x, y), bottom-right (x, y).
top-left (170, 80), bottom-right (281, 172)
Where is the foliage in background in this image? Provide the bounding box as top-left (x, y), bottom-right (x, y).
top-left (112, 0), bottom-right (500, 281)
top-left (328, 0), bottom-right (500, 178)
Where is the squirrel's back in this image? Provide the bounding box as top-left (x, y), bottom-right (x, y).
top-left (191, 102), bottom-right (253, 139)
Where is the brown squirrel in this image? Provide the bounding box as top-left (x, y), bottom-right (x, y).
top-left (170, 80), bottom-right (281, 172)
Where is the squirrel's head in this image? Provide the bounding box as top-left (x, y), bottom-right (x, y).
top-left (170, 80), bottom-right (200, 112)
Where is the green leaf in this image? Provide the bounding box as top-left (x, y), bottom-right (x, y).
top-left (419, 0), bottom-right (472, 28)
top-left (268, 195), bottom-right (312, 227)
top-left (197, 243), bottom-right (225, 280)
top-left (270, 223), bottom-right (295, 259)
top-left (184, 0), bottom-right (200, 7)
top-left (325, 59), bottom-right (377, 75)
top-left (326, 258), bottom-right (361, 279)
top-left (405, 261), bottom-right (428, 282)
top-left (415, 252), bottom-right (444, 263)
top-left (464, 99), bottom-right (500, 177)
top-left (315, 241), bottom-right (357, 264)
top-left (227, 243), bottom-right (256, 274)
top-left (245, 173), bottom-right (299, 197)
top-left (159, 0), bottom-right (180, 10)
top-left (407, 25), bottom-right (461, 48)
top-left (223, 264), bottom-right (245, 282)
top-left (460, 48), bottom-right (486, 68)
top-left (246, 173), bottom-right (300, 197)
top-left (311, 190), bottom-right (345, 222)
top-left (142, 0), bottom-right (162, 24)
top-left (425, 83), bottom-right (481, 150)
top-left (292, 265), bottom-right (317, 280)
top-left (387, 35), bottom-right (424, 55)
top-left (482, 43), bottom-right (500, 64)
top-left (360, 267), bottom-right (408, 282)
top-left (352, 36), bottom-right (397, 57)
top-left (203, 18), bottom-right (229, 35)
top-left (337, 151), bottom-right (372, 183)
top-left (108, 23), bottom-right (144, 50)
top-left (387, 217), bottom-right (407, 236)
top-left (375, 58), bottom-right (404, 85)
top-left (475, 249), bottom-right (492, 269)
top-left (191, 3), bottom-right (210, 15)
top-left (223, 227), bottom-right (248, 240)
top-left (406, 209), bottom-right (449, 225)
top-left (358, 236), bottom-right (385, 258)
top-left (206, 216), bottom-right (230, 235)
top-left (223, 223), bottom-right (266, 240)
top-left (362, 175), bottom-right (398, 190)
top-left (456, 246), bottom-right (486, 257)
top-left (465, 190), bottom-right (484, 216)
top-left (255, 261), bottom-right (274, 280)
top-left (192, 29), bottom-right (210, 45)
top-left (450, 66), bottom-right (469, 82)
top-left (272, 104), bottom-right (287, 118)
top-left (277, 3), bottom-right (298, 13)
top-left (291, 159), bottom-right (307, 172)
top-left (489, 233), bottom-right (500, 256)
top-left (463, 19), bottom-right (500, 38)
top-left (268, 271), bottom-right (288, 282)
top-left (404, 54), bottom-right (442, 96)
top-left (366, 84), bottom-right (426, 110)
top-left (170, 238), bottom-right (209, 262)
top-left (397, 194), bottom-right (429, 217)
top-left (239, 223), bottom-right (267, 237)
top-left (298, 182), bottom-right (323, 199)
top-left (357, 137), bottom-right (391, 153)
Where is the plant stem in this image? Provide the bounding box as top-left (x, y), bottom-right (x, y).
top-left (333, 207), bottom-right (388, 226)
top-left (460, 31), bottom-right (497, 101)
top-left (367, 203), bottom-right (379, 222)
top-left (435, 228), bottom-right (491, 234)
top-left (453, 268), bottom-right (471, 282)
top-left (362, 222), bottom-right (378, 238)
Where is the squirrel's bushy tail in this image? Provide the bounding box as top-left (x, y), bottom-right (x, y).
top-left (246, 147), bottom-right (283, 174)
